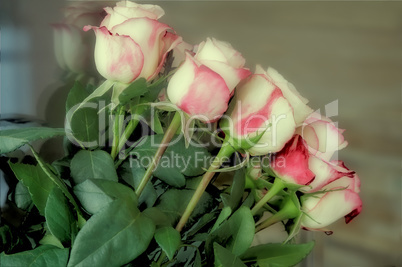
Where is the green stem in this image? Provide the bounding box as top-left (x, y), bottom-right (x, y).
top-left (135, 112), bottom-right (182, 197)
top-left (251, 178), bottom-right (285, 216)
top-left (112, 114), bottom-right (140, 160)
top-left (255, 196), bottom-right (300, 232)
top-left (111, 106), bottom-right (125, 159)
top-left (255, 212), bottom-right (287, 232)
top-left (175, 142), bottom-right (235, 232)
top-left (156, 251), bottom-right (167, 266)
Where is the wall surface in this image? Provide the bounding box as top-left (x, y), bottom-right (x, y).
top-left (1, 1), bottom-right (402, 266)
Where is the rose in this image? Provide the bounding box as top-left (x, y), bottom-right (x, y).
top-left (268, 113), bottom-right (362, 230)
top-left (167, 38), bottom-right (251, 122)
top-left (84, 1), bottom-right (182, 84)
top-left (270, 114), bottom-right (353, 191)
top-left (300, 166), bottom-right (362, 230)
top-left (222, 65), bottom-right (311, 155)
top-left (270, 135), bottom-right (362, 230)
top-left (270, 134), bottom-right (355, 189)
top-left (53, 2), bottom-right (103, 73)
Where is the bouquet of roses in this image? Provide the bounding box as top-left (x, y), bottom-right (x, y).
top-left (0, 1), bottom-right (362, 266)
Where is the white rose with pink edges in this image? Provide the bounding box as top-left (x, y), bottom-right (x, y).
top-left (167, 38), bottom-right (251, 123)
top-left (84, 1), bottom-right (182, 83)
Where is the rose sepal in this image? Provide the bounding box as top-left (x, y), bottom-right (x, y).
top-left (221, 117), bottom-right (271, 151)
top-left (255, 194), bottom-right (301, 233)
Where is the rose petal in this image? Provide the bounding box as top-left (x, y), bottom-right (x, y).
top-left (263, 66), bottom-right (313, 125)
top-left (150, 31), bottom-right (182, 80)
top-left (167, 53), bottom-right (196, 106)
top-left (298, 115), bottom-right (348, 161)
top-left (111, 18), bottom-right (172, 79)
top-left (167, 55), bottom-right (230, 122)
top-left (86, 26), bottom-right (144, 83)
top-left (303, 155), bottom-right (354, 192)
top-left (197, 60), bottom-right (251, 92)
top-left (271, 135), bottom-right (315, 185)
top-left (301, 189), bottom-right (362, 229)
top-left (196, 38), bottom-right (246, 68)
top-left (104, 2), bottom-right (164, 29)
top-left (230, 74), bottom-right (296, 154)
top-left (324, 161), bottom-right (360, 193)
top-left (115, 1), bottom-right (165, 19)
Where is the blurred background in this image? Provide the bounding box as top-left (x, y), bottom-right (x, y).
top-left (1, 0), bottom-right (401, 266)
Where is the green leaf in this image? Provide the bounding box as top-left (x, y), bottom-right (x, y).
top-left (68, 200), bottom-right (155, 267)
top-left (152, 111), bottom-right (164, 135)
top-left (157, 189), bottom-right (214, 226)
top-left (229, 169), bottom-right (246, 209)
top-left (211, 206), bottom-right (232, 232)
top-left (214, 243), bottom-right (247, 267)
top-left (284, 214), bottom-right (303, 244)
top-left (29, 147), bottom-right (82, 217)
top-left (142, 76), bottom-right (168, 102)
top-left (68, 80), bottom-right (114, 114)
top-left (154, 226), bottom-right (181, 260)
top-left (240, 241), bottom-right (315, 267)
top-left (185, 212), bottom-right (217, 238)
top-left (174, 245), bottom-right (201, 267)
top-left (226, 206), bottom-right (255, 256)
top-left (73, 179), bottom-right (137, 215)
top-left (0, 245), bottom-right (69, 267)
top-left (10, 162), bottom-right (55, 215)
top-left (221, 169), bottom-right (245, 210)
top-left (120, 161), bottom-right (157, 208)
top-left (14, 181), bottom-right (32, 210)
top-left (0, 225), bottom-right (13, 253)
top-left (0, 127), bottom-right (65, 154)
top-left (73, 181), bottom-right (112, 215)
top-left (142, 207), bottom-right (171, 227)
top-left (241, 192), bottom-right (254, 209)
top-left (45, 187), bottom-right (75, 243)
top-left (118, 78), bottom-right (148, 105)
top-left (132, 135), bottom-right (211, 187)
top-left (65, 81), bottom-right (108, 148)
top-left (207, 207), bottom-right (255, 257)
top-left (39, 234), bottom-right (64, 249)
top-left (71, 150), bottom-right (118, 184)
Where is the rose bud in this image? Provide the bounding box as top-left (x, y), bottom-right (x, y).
top-left (167, 38), bottom-right (251, 123)
top-left (84, 1), bottom-right (182, 84)
top-left (300, 169), bottom-right (362, 230)
top-left (221, 66), bottom-right (302, 155)
top-left (53, 2), bottom-right (104, 74)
